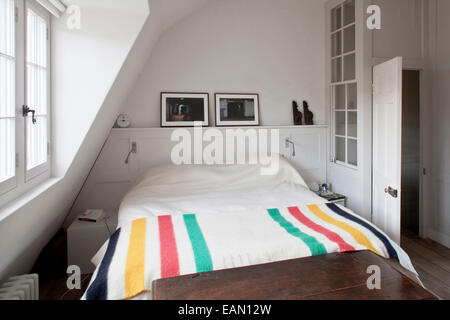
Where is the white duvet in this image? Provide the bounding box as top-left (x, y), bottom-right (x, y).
top-left (117, 157), bottom-right (327, 226)
top-left (92, 157), bottom-right (326, 269)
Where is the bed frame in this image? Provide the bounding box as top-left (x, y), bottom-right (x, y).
top-left (153, 251), bottom-right (435, 300)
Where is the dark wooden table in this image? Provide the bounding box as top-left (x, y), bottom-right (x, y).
top-left (153, 251), bottom-right (435, 300)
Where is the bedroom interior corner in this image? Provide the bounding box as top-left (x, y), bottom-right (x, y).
top-left (0, 0), bottom-right (449, 304)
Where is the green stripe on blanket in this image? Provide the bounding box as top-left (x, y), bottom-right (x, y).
top-left (267, 209), bottom-right (327, 256)
top-left (183, 214), bottom-right (213, 272)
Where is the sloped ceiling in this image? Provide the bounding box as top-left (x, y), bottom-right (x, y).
top-left (151, 0), bottom-right (211, 31)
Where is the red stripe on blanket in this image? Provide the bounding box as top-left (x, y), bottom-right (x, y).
top-left (158, 216), bottom-right (180, 278)
top-left (288, 207), bottom-right (355, 252)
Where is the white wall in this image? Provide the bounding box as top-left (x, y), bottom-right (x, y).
top-left (428, 0), bottom-right (450, 246)
top-left (52, 0), bottom-right (149, 176)
top-left (121, 0), bottom-right (327, 128)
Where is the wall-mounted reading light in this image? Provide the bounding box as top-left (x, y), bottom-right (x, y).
top-left (285, 138), bottom-right (296, 157)
top-left (125, 142), bottom-right (137, 164)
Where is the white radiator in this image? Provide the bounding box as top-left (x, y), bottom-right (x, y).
top-left (0, 274), bottom-right (39, 300)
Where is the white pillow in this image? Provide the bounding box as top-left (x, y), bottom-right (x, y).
top-left (131, 154), bottom-right (308, 194)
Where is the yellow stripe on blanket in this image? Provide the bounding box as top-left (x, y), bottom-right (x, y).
top-left (125, 218), bottom-right (147, 298)
top-left (307, 205), bottom-right (380, 255)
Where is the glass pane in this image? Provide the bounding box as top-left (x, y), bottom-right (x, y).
top-left (331, 31), bottom-right (342, 57)
top-left (343, 53), bottom-right (355, 81)
top-left (0, 56), bottom-right (15, 117)
top-left (27, 9), bottom-right (47, 67)
top-left (335, 111), bottom-right (346, 136)
top-left (348, 138), bottom-right (358, 166)
top-left (0, 119), bottom-right (15, 183)
top-left (343, 0), bottom-right (355, 26)
top-left (348, 111), bottom-right (357, 138)
top-left (335, 137), bottom-right (346, 163)
top-left (334, 85), bottom-right (345, 110)
top-left (26, 8), bottom-right (48, 172)
top-left (331, 57), bottom-right (342, 83)
top-left (331, 6), bottom-right (342, 31)
top-left (26, 64), bottom-right (47, 115)
top-left (343, 25), bottom-right (355, 53)
top-left (26, 116), bottom-right (47, 170)
top-left (0, 0), bottom-right (15, 57)
top-left (347, 83), bottom-right (357, 109)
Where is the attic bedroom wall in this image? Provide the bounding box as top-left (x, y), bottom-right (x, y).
top-left (0, 0), bottom-right (150, 282)
top-left (52, 0), bottom-right (150, 176)
top-left (120, 0), bottom-right (328, 128)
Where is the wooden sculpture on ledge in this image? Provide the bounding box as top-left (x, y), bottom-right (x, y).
top-left (303, 101), bottom-right (314, 125)
top-left (293, 101), bottom-right (303, 125)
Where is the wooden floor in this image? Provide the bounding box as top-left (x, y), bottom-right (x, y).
top-left (401, 230), bottom-right (450, 300)
top-left (39, 233), bottom-right (450, 300)
top-left (40, 274), bottom-right (92, 300)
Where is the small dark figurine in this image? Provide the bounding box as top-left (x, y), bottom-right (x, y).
top-left (293, 101), bottom-right (303, 125)
top-left (303, 101), bottom-right (314, 125)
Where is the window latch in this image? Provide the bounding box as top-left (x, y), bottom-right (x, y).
top-left (23, 105), bottom-right (37, 124)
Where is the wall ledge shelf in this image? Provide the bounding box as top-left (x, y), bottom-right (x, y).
top-left (112, 125), bottom-right (329, 132)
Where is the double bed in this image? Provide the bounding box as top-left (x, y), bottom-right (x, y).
top-left (83, 157), bottom-right (428, 300)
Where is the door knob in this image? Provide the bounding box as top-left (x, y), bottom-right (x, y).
top-left (384, 187), bottom-right (398, 198)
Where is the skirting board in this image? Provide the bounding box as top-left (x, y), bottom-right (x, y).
top-left (427, 228), bottom-right (450, 249)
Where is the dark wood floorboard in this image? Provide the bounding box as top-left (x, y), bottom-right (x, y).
top-left (40, 274), bottom-right (92, 300)
top-left (402, 231), bottom-right (450, 300)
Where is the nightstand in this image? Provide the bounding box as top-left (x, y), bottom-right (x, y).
top-left (317, 193), bottom-right (347, 207)
top-left (67, 211), bottom-right (118, 274)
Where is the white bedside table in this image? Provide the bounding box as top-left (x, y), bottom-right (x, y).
top-left (67, 211), bottom-right (118, 274)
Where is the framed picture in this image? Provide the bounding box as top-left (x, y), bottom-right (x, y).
top-left (161, 92), bottom-right (209, 127)
top-left (215, 93), bottom-right (260, 126)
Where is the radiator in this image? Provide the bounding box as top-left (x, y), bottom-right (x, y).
top-left (0, 274), bottom-right (39, 300)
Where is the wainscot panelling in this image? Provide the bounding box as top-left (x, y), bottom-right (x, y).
top-left (69, 126), bottom-right (328, 219)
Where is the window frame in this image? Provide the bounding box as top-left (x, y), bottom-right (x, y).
top-left (329, 0), bottom-right (359, 169)
top-left (0, 0), bottom-right (17, 195)
top-left (0, 0), bottom-right (51, 208)
top-left (24, 0), bottom-right (51, 181)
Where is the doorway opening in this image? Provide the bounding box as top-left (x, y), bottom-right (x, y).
top-left (401, 70), bottom-right (421, 236)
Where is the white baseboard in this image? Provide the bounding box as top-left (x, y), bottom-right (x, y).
top-left (427, 228), bottom-right (450, 248)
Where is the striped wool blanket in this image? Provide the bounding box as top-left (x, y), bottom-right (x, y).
top-left (83, 203), bottom-right (417, 300)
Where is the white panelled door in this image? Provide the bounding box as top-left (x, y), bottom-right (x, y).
top-left (372, 57), bottom-right (403, 245)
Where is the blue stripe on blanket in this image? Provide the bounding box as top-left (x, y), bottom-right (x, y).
top-left (326, 203), bottom-right (399, 260)
top-left (86, 228), bottom-right (121, 300)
